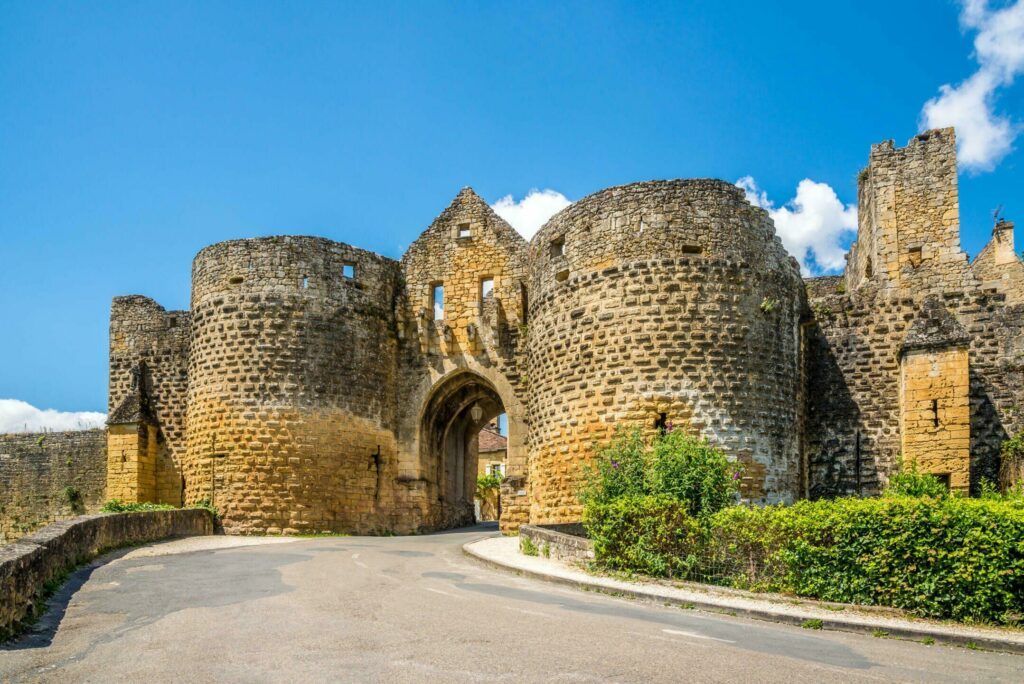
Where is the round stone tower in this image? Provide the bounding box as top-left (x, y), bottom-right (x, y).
top-left (526, 180), bottom-right (806, 523)
top-left (185, 236), bottom-right (404, 534)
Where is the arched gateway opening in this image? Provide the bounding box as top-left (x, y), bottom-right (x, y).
top-left (420, 372), bottom-right (506, 529)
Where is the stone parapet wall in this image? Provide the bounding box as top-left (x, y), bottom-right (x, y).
top-left (519, 523), bottom-right (594, 564)
top-left (0, 509), bottom-right (214, 640)
top-left (0, 430), bottom-right (106, 544)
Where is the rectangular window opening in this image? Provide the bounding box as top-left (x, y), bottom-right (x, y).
top-left (550, 236), bottom-right (565, 258)
top-left (301, 276), bottom-right (309, 289)
top-left (432, 283), bottom-right (445, 320)
top-left (935, 473), bottom-right (951, 490)
top-left (931, 399), bottom-right (940, 428)
top-left (520, 283), bottom-right (529, 322)
top-left (342, 263), bottom-right (356, 279)
top-left (908, 246), bottom-right (923, 267)
top-left (458, 223), bottom-right (472, 239)
top-left (681, 244), bottom-right (703, 255)
top-left (480, 278), bottom-right (494, 309)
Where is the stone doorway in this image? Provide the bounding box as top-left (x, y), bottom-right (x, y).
top-left (419, 372), bottom-right (506, 529)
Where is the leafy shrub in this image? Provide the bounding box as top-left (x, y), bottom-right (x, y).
top-left (885, 459), bottom-right (948, 498)
top-left (579, 427), bottom-right (649, 508)
top-left (191, 499), bottom-right (220, 520)
top-left (61, 486), bottom-right (84, 514)
top-left (580, 427), bottom-right (739, 518)
top-left (476, 474), bottom-right (502, 498)
top-left (648, 430), bottom-right (739, 518)
top-left (101, 499), bottom-right (175, 513)
top-left (584, 495), bottom-right (703, 578)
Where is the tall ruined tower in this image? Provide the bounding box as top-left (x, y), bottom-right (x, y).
top-left (846, 128), bottom-right (974, 295)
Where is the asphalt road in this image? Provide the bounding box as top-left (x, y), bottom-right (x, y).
top-left (1, 525), bottom-right (1021, 683)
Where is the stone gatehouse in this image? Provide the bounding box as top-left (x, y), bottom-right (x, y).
top-left (23, 127), bottom-right (1021, 537)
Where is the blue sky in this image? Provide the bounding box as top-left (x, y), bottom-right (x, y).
top-left (1, 0), bottom-right (1022, 423)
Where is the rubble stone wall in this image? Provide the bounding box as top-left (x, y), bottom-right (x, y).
top-left (0, 430), bottom-right (106, 543)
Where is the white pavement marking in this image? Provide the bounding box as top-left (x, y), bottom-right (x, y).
top-left (627, 631), bottom-right (711, 647)
top-left (424, 587), bottom-right (464, 599)
top-left (502, 606), bottom-right (555, 619)
top-left (662, 629), bottom-right (735, 644)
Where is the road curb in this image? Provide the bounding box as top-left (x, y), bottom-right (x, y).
top-left (462, 539), bottom-right (1024, 655)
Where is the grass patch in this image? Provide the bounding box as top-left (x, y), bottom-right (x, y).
top-left (801, 619), bottom-right (824, 630)
top-left (520, 536), bottom-right (539, 556)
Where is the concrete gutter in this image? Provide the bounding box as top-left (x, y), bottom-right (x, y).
top-left (463, 536), bottom-right (1024, 655)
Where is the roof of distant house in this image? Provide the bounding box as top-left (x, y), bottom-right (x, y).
top-left (479, 424), bottom-right (507, 453)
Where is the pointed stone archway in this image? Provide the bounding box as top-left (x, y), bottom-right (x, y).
top-left (419, 372), bottom-right (507, 529)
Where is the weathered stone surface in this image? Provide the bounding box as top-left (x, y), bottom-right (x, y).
top-left (0, 430), bottom-right (106, 543)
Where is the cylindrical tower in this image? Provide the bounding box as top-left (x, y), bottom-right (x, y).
top-left (526, 180), bottom-right (806, 523)
top-left (185, 236), bottom-right (404, 534)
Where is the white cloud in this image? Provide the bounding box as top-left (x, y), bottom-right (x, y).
top-left (737, 176), bottom-right (857, 275)
top-left (920, 0), bottom-right (1024, 173)
top-left (0, 399), bottom-right (106, 434)
top-left (491, 189), bottom-right (572, 240)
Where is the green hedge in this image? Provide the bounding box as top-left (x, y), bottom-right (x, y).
top-left (586, 495), bottom-right (1024, 624)
top-left (583, 495), bottom-right (702, 578)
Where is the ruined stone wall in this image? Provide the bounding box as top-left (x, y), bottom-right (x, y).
top-left (806, 271), bottom-right (1024, 497)
top-left (398, 188), bottom-right (530, 531)
top-left (0, 430), bottom-right (106, 543)
top-left (526, 180), bottom-right (806, 523)
top-left (109, 296), bottom-right (190, 505)
top-left (186, 236), bottom-right (405, 534)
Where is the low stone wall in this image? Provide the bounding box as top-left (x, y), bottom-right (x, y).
top-left (0, 429), bottom-right (107, 543)
top-left (0, 509), bottom-right (214, 640)
top-left (519, 523), bottom-right (594, 563)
